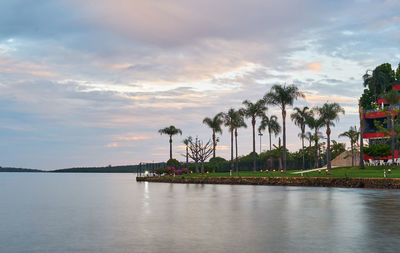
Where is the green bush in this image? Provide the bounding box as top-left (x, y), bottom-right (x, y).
top-left (155, 167), bottom-right (165, 175)
top-left (209, 156), bottom-right (227, 172)
top-left (362, 144), bottom-right (391, 159)
top-left (166, 158), bottom-right (181, 169)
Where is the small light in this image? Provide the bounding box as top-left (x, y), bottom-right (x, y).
top-left (260, 170), bottom-right (263, 172)
top-left (144, 170), bottom-right (149, 176)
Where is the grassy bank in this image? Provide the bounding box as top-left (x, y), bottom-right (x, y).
top-left (136, 166), bottom-right (400, 189)
top-left (176, 166), bottom-right (400, 178)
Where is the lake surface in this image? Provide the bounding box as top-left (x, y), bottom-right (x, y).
top-left (1, 173), bottom-right (400, 253)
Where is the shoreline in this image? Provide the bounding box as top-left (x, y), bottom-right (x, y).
top-left (136, 176), bottom-right (400, 189)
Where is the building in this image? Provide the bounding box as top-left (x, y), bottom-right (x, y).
top-left (362, 81), bottom-right (400, 160)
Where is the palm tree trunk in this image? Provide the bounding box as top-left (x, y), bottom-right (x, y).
top-left (278, 137), bottom-right (282, 171)
top-left (314, 129), bottom-right (318, 168)
top-left (169, 135), bottom-right (172, 160)
top-left (359, 103), bottom-right (365, 169)
top-left (252, 118), bottom-right (256, 172)
top-left (269, 130), bottom-right (272, 151)
top-left (301, 130), bottom-right (305, 171)
top-left (309, 139), bottom-right (312, 169)
top-left (351, 142), bottom-right (354, 167)
top-left (212, 130), bottom-right (216, 158)
top-left (235, 128), bottom-right (239, 174)
top-left (282, 107), bottom-right (287, 172)
top-left (230, 129), bottom-right (234, 172)
top-left (269, 130), bottom-right (273, 170)
top-left (327, 124), bottom-right (331, 173)
top-left (391, 114), bottom-right (395, 169)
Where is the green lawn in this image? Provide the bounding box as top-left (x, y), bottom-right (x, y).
top-left (175, 166), bottom-right (400, 178)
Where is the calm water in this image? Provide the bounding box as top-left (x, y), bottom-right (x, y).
top-left (1, 173), bottom-right (400, 253)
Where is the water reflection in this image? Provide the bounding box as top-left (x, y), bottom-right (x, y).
top-left (1, 173), bottom-right (400, 253)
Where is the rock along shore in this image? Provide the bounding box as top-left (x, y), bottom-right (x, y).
top-left (136, 176), bottom-right (400, 189)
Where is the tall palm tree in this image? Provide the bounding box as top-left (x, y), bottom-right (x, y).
top-left (306, 112), bottom-right (324, 168)
top-left (183, 136), bottom-right (192, 168)
top-left (291, 106), bottom-right (311, 170)
top-left (233, 111), bottom-right (247, 174)
top-left (241, 99), bottom-right (268, 172)
top-left (305, 131), bottom-right (313, 149)
top-left (339, 126), bottom-right (359, 167)
top-left (317, 103), bottom-right (345, 173)
top-left (158, 125), bottom-right (182, 160)
top-left (222, 109), bottom-right (238, 172)
top-left (259, 115), bottom-right (281, 170)
top-left (203, 113), bottom-right (224, 159)
top-left (259, 115), bottom-right (281, 151)
top-left (382, 90), bottom-right (400, 169)
top-left (264, 84), bottom-right (304, 172)
top-left (305, 131), bottom-right (314, 168)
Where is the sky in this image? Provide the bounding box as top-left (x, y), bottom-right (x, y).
top-left (0, 0), bottom-right (400, 170)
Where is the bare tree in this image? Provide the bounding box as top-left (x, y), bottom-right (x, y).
top-left (188, 137), bottom-right (213, 174)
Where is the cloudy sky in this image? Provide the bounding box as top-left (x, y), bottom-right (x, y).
top-left (1, 0), bottom-right (399, 170)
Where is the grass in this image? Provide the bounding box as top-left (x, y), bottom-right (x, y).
top-left (174, 166), bottom-right (400, 179)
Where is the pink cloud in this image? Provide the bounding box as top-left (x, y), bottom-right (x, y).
top-left (106, 142), bottom-right (119, 148)
top-left (306, 62), bottom-right (322, 72)
top-left (116, 136), bottom-right (151, 141)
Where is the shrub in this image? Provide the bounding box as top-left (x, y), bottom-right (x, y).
top-left (155, 167), bottom-right (165, 175)
top-left (165, 167), bottom-right (176, 175)
top-left (166, 158), bottom-right (181, 169)
top-left (362, 144), bottom-right (391, 159)
top-left (175, 169), bottom-right (183, 175)
top-left (209, 156), bottom-right (227, 173)
top-left (182, 168), bottom-right (189, 174)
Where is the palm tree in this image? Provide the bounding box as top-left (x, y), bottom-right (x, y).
top-left (183, 136), bottom-right (192, 168)
top-left (259, 115), bottom-right (281, 170)
top-left (305, 131), bottom-right (314, 168)
top-left (233, 111), bottom-right (247, 174)
top-left (222, 108), bottom-right (238, 172)
top-left (264, 84), bottom-right (304, 172)
top-left (317, 103), bottom-right (345, 174)
top-left (339, 126), bottom-right (359, 166)
top-left (203, 113), bottom-right (224, 159)
top-left (222, 109), bottom-right (247, 174)
top-left (305, 131), bottom-right (313, 149)
top-left (382, 90), bottom-right (400, 169)
top-left (306, 112), bottom-right (324, 168)
top-left (241, 99), bottom-right (268, 172)
top-left (259, 115), bottom-right (281, 151)
top-left (291, 106), bottom-right (311, 170)
top-left (158, 125), bottom-right (182, 160)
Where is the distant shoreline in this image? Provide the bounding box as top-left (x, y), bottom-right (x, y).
top-left (136, 176), bottom-right (400, 189)
top-left (0, 166), bottom-right (139, 173)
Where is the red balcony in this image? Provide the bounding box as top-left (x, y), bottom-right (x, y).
top-left (363, 132), bottom-right (386, 138)
top-left (365, 111), bottom-right (389, 118)
top-left (363, 132), bottom-right (397, 138)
